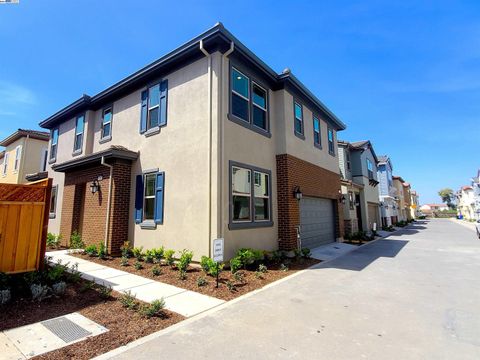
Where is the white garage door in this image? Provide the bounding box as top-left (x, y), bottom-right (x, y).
top-left (300, 197), bottom-right (336, 249)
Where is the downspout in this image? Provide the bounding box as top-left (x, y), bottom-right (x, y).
top-left (218, 42), bottom-right (234, 238)
top-left (101, 156), bottom-right (113, 250)
top-left (199, 39), bottom-right (213, 257)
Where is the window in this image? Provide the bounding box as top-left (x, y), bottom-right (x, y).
top-left (135, 171), bottom-right (165, 226)
top-left (367, 158), bottom-right (374, 179)
top-left (313, 116), bottom-right (321, 147)
top-left (50, 128), bottom-right (58, 161)
top-left (230, 162), bottom-right (272, 229)
top-left (328, 128), bottom-right (335, 155)
top-left (232, 166), bottom-right (251, 222)
top-left (2, 153), bottom-right (9, 175)
top-left (50, 185), bottom-right (58, 218)
top-left (348, 191), bottom-right (354, 210)
top-left (41, 148), bottom-right (48, 172)
top-left (140, 80), bottom-right (168, 135)
top-left (101, 107), bottom-right (113, 140)
top-left (230, 67), bottom-right (269, 134)
top-left (346, 152), bottom-right (351, 171)
top-left (294, 102), bottom-right (304, 136)
top-left (14, 145), bottom-right (21, 172)
top-left (73, 115), bottom-right (85, 153)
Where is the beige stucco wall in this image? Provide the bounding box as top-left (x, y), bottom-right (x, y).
top-left (48, 56), bottom-right (211, 260)
top-left (1, 137), bottom-right (23, 183)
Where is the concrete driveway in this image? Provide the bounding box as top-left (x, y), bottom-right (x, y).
top-left (101, 219), bottom-right (480, 360)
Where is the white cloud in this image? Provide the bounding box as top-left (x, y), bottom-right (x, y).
top-left (0, 82), bottom-right (37, 117)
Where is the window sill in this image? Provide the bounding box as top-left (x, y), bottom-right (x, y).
top-left (48, 158), bottom-right (57, 165)
top-left (228, 220), bottom-right (273, 230)
top-left (144, 126), bottom-right (160, 137)
top-left (328, 151), bottom-right (335, 157)
top-left (314, 143), bottom-right (322, 150)
top-left (72, 149), bottom-right (82, 157)
top-left (99, 136), bottom-right (112, 144)
top-left (140, 221), bottom-right (157, 229)
top-left (294, 131), bottom-right (305, 140)
top-left (49, 213), bottom-right (56, 219)
top-left (227, 114), bottom-right (271, 138)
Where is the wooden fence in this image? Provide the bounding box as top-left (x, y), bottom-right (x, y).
top-left (0, 178), bottom-right (52, 274)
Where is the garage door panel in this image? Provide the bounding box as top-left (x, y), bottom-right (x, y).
top-left (300, 197), bottom-right (335, 249)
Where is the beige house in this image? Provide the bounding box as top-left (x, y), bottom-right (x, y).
top-left (456, 186), bottom-right (476, 220)
top-left (0, 129), bottom-right (50, 184)
top-left (40, 23), bottom-right (347, 259)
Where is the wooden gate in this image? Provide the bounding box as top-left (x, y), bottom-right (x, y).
top-left (0, 178), bottom-right (52, 274)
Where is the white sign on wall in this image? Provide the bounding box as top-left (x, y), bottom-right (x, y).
top-left (212, 238), bottom-right (224, 262)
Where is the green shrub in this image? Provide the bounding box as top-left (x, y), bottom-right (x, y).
top-left (164, 249), bottom-right (175, 267)
top-left (230, 257), bottom-right (242, 274)
top-left (67, 263), bottom-right (81, 283)
top-left (79, 280), bottom-right (95, 293)
top-left (233, 270), bottom-right (245, 283)
top-left (152, 265), bottom-right (162, 276)
top-left (46, 262), bottom-right (68, 283)
top-left (120, 256), bottom-right (129, 266)
top-left (177, 250), bottom-right (193, 273)
top-left (98, 243), bottom-right (107, 259)
top-left (143, 249), bottom-right (154, 263)
top-left (97, 283), bottom-right (112, 299)
top-left (140, 298), bottom-right (165, 318)
top-left (132, 247), bottom-right (144, 261)
top-left (301, 248), bottom-right (311, 258)
top-left (293, 248), bottom-right (302, 259)
top-left (84, 244), bottom-right (98, 257)
top-left (236, 248), bottom-right (256, 267)
top-left (178, 270), bottom-right (187, 280)
top-left (47, 233), bottom-right (61, 248)
top-left (280, 263), bottom-right (289, 272)
top-left (226, 281), bottom-right (235, 292)
top-left (197, 276), bottom-right (208, 287)
top-left (120, 242), bottom-right (131, 258)
top-left (70, 231), bottom-right (85, 249)
top-left (151, 247), bottom-right (164, 263)
top-left (134, 261), bottom-right (143, 270)
top-left (255, 271), bottom-right (264, 279)
top-left (271, 250), bottom-right (284, 263)
top-left (0, 273), bottom-right (10, 290)
top-left (201, 256), bottom-right (224, 277)
top-left (119, 290), bottom-right (138, 310)
top-left (258, 264), bottom-right (267, 273)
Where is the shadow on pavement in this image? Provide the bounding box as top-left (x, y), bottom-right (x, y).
top-left (318, 239), bottom-right (409, 271)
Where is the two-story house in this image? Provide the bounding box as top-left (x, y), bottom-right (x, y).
top-left (409, 190), bottom-right (420, 219)
top-left (40, 23), bottom-right (346, 259)
top-left (472, 170), bottom-right (480, 221)
top-left (0, 129), bottom-right (50, 184)
top-left (392, 176), bottom-right (407, 221)
top-left (456, 185), bottom-right (476, 220)
top-left (338, 140), bottom-right (380, 233)
top-left (377, 155), bottom-right (399, 226)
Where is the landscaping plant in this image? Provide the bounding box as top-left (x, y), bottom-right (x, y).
top-left (197, 276), bottom-right (208, 287)
top-left (164, 249), bottom-right (175, 267)
top-left (233, 270), bottom-right (245, 283)
top-left (70, 231), bottom-right (85, 249)
top-left (85, 244), bottom-right (98, 257)
top-left (134, 260), bottom-right (143, 270)
top-left (230, 257), bottom-right (242, 274)
top-left (143, 250), bottom-right (154, 263)
top-left (79, 281), bottom-right (95, 293)
top-left (46, 233), bottom-right (62, 248)
top-left (98, 242), bottom-right (107, 259)
top-left (132, 247), bottom-right (144, 261)
top-left (119, 290), bottom-right (138, 310)
top-left (152, 265), bottom-right (162, 276)
top-left (152, 247), bottom-right (165, 263)
top-left (97, 284), bottom-right (113, 299)
top-left (280, 263), bottom-right (289, 272)
top-left (258, 264), bottom-right (268, 273)
top-left (226, 280), bottom-right (236, 292)
top-left (120, 256), bottom-right (129, 266)
top-left (120, 242), bottom-right (131, 258)
top-left (201, 256), bottom-right (224, 277)
top-left (140, 298), bottom-right (165, 318)
top-left (31, 284), bottom-right (49, 301)
top-left (52, 281), bottom-right (67, 296)
top-left (0, 273), bottom-right (11, 305)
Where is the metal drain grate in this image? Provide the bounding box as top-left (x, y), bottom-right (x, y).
top-left (41, 316), bottom-right (92, 343)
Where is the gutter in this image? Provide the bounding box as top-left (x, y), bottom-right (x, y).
top-left (101, 156), bottom-right (114, 251)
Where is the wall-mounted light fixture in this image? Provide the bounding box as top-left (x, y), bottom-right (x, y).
top-left (293, 186), bottom-right (303, 200)
top-left (339, 194), bottom-right (346, 204)
top-left (90, 179), bottom-right (100, 194)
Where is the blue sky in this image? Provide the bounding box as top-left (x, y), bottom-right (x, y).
top-left (0, 0), bottom-right (478, 203)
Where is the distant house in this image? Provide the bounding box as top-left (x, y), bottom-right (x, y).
top-left (0, 129), bottom-right (50, 184)
top-left (420, 204), bottom-right (449, 214)
top-left (456, 185), bottom-right (476, 220)
top-left (377, 155), bottom-right (399, 226)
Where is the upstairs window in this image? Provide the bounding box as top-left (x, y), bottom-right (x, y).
top-left (101, 106), bottom-right (113, 140)
top-left (14, 145), bottom-right (21, 172)
top-left (73, 115), bottom-right (85, 153)
top-left (367, 158), bottom-right (374, 179)
top-left (140, 80), bottom-right (168, 135)
top-left (41, 148), bottom-right (48, 171)
top-left (346, 152), bottom-right (351, 171)
top-left (294, 102), bottom-right (304, 136)
top-left (230, 67), bottom-right (269, 134)
top-left (328, 128), bottom-right (335, 155)
top-left (348, 191), bottom-right (354, 210)
top-left (313, 116), bottom-right (321, 147)
top-left (2, 153), bottom-right (9, 175)
top-left (50, 128), bottom-right (59, 161)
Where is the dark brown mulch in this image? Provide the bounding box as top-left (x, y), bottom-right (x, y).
top-left (0, 282), bottom-right (184, 360)
top-left (72, 254), bottom-right (320, 301)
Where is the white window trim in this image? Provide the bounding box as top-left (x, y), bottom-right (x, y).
top-left (232, 166), bottom-right (252, 223)
top-left (143, 173), bottom-right (156, 222)
top-left (2, 153), bottom-right (8, 176)
top-left (14, 145), bottom-right (22, 172)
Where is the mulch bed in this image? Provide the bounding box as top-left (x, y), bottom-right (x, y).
top-left (0, 282), bottom-right (184, 360)
top-left (71, 254), bottom-right (320, 301)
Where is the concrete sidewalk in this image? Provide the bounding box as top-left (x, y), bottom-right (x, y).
top-left (46, 251), bottom-right (225, 317)
top-left (98, 219), bottom-right (480, 360)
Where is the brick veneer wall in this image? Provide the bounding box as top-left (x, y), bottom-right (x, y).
top-left (59, 160), bottom-right (132, 254)
top-left (276, 154), bottom-right (344, 251)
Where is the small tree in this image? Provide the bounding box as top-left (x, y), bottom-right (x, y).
top-left (438, 188), bottom-right (455, 209)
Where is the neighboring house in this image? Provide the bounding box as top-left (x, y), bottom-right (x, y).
top-left (377, 155), bottom-right (399, 226)
top-left (410, 190), bottom-right (420, 219)
top-left (40, 23), bottom-right (347, 259)
top-left (472, 170), bottom-right (480, 220)
top-left (456, 186), bottom-right (476, 220)
top-left (0, 129), bottom-right (50, 184)
top-left (392, 176), bottom-right (406, 221)
top-left (419, 203), bottom-right (449, 216)
top-left (338, 140), bottom-right (380, 233)
top-left (403, 182), bottom-right (412, 221)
